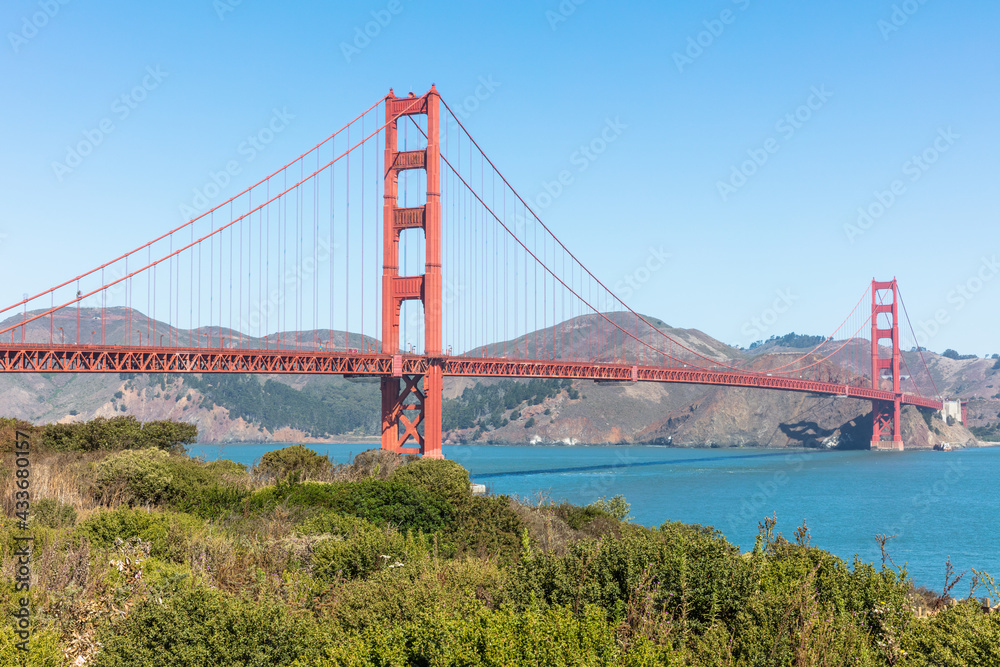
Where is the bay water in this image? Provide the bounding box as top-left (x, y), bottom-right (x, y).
top-left (187, 442), bottom-right (999, 591)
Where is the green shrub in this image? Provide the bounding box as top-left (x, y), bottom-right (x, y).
top-left (134, 420), bottom-right (198, 453)
top-left (308, 604), bottom-right (665, 666)
top-left (311, 524), bottom-right (429, 581)
top-left (297, 511), bottom-right (372, 537)
top-left (77, 508), bottom-right (204, 561)
top-left (0, 625), bottom-right (64, 666)
top-left (590, 494), bottom-right (631, 522)
top-left (95, 449), bottom-right (176, 504)
top-left (38, 422), bottom-right (86, 451)
top-left (346, 448), bottom-right (412, 479)
top-left (203, 459), bottom-right (248, 476)
top-left (0, 418), bottom-right (36, 454)
top-left (440, 495), bottom-right (525, 559)
top-left (31, 498), bottom-right (77, 529)
top-left (507, 522), bottom-right (750, 633)
top-left (553, 501), bottom-right (610, 530)
top-left (252, 479), bottom-right (453, 534)
top-left (93, 448), bottom-right (246, 513)
top-left (177, 483), bottom-right (251, 518)
top-left (320, 558), bottom-right (507, 633)
top-left (92, 584), bottom-right (326, 667)
top-left (903, 600), bottom-right (1000, 666)
top-left (388, 457), bottom-right (470, 505)
top-left (40, 416), bottom-right (196, 453)
top-left (254, 445), bottom-right (332, 480)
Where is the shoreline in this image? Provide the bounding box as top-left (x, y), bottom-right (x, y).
top-left (189, 438), bottom-right (1000, 450)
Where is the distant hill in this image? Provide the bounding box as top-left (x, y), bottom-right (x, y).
top-left (0, 307), bottom-right (992, 448)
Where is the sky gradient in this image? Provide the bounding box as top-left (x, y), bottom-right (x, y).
top-left (2, 0), bottom-right (997, 354)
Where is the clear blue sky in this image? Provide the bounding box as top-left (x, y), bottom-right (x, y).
top-left (2, 0), bottom-right (997, 354)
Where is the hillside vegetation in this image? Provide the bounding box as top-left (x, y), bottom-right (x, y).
top-left (1, 423), bottom-right (997, 665)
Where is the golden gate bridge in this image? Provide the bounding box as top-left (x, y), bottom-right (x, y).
top-left (0, 86), bottom-right (944, 457)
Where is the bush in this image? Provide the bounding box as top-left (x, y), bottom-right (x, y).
top-left (389, 457), bottom-right (470, 505)
top-left (93, 449), bottom-right (244, 514)
top-left (590, 494), bottom-right (631, 522)
top-left (441, 495), bottom-right (525, 559)
top-left (0, 625), bottom-right (64, 666)
top-left (296, 511), bottom-right (372, 537)
top-left (0, 417), bottom-right (35, 453)
top-left (347, 448), bottom-right (411, 479)
top-left (310, 604), bottom-right (662, 666)
top-left (92, 584), bottom-right (325, 667)
top-left (95, 449), bottom-right (176, 504)
top-left (41, 417), bottom-right (196, 453)
top-left (903, 600), bottom-right (1000, 666)
top-left (31, 498), bottom-right (77, 529)
top-left (506, 523), bottom-right (749, 633)
top-left (135, 420), bottom-right (198, 453)
top-left (318, 558), bottom-right (506, 633)
top-left (204, 459), bottom-right (247, 477)
top-left (251, 478), bottom-right (453, 534)
top-left (311, 523), bottom-right (429, 581)
top-left (254, 445), bottom-right (332, 480)
top-left (553, 502), bottom-right (610, 530)
top-left (77, 507), bottom-right (204, 561)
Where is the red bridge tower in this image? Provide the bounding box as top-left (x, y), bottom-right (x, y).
top-left (870, 279), bottom-right (903, 451)
top-left (380, 87), bottom-right (444, 458)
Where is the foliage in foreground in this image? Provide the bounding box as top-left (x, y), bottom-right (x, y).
top-left (0, 442), bottom-right (997, 666)
top-left (1, 416), bottom-right (197, 454)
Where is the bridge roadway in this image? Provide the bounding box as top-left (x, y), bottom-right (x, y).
top-left (0, 344), bottom-right (943, 411)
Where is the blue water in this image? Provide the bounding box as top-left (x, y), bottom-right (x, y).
top-left (187, 442), bottom-right (1000, 590)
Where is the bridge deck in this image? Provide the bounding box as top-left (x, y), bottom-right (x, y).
top-left (0, 344), bottom-right (942, 410)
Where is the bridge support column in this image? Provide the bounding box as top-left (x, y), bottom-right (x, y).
top-left (379, 86), bottom-right (443, 458)
top-left (870, 279), bottom-right (904, 451)
top-left (870, 399), bottom-right (903, 451)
